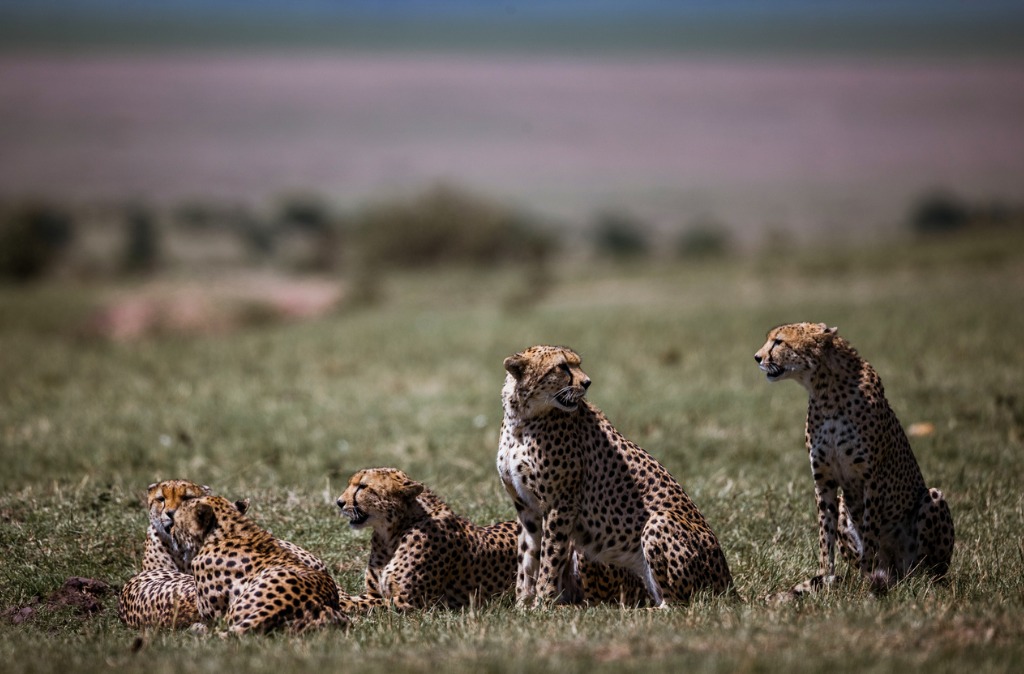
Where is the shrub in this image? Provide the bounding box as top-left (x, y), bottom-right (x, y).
top-left (676, 219), bottom-right (733, 259)
top-left (276, 193), bottom-right (333, 234)
top-left (353, 185), bottom-right (557, 269)
top-left (0, 201), bottom-right (74, 281)
top-left (910, 191), bottom-right (970, 235)
top-left (120, 205), bottom-right (161, 275)
top-left (591, 211), bottom-right (650, 259)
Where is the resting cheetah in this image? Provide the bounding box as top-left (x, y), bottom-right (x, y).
top-left (142, 480), bottom-right (328, 574)
top-left (118, 568), bottom-right (200, 629)
top-left (754, 322), bottom-right (954, 594)
top-left (119, 480), bottom-right (328, 630)
top-left (173, 495), bottom-right (347, 635)
top-left (497, 345), bottom-right (733, 607)
top-left (336, 467), bottom-right (519, 610)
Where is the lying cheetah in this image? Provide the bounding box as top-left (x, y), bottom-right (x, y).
top-left (118, 568), bottom-right (200, 629)
top-left (497, 345), bottom-right (733, 607)
top-left (336, 467), bottom-right (519, 611)
top-left (119, 480), bottom-right (328, 630)
top-left (754, 322), bottom-right (954, 595)
top-left (173, 495), bottom-right (347, 635)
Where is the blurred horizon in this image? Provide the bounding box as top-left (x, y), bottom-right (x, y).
top-left (1, 0), bottom-right (1023, 261)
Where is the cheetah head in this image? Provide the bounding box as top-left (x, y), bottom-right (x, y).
top-left (170, 495), bottom-right (243, 567)
top-left (502, 345), bottom-right (592, 420)
top-left (147, 479), bottom-right (211, 545)
top-left (754, 322), bottom-right (837, 387)
top-left (336, 467), bottom-right (424, 531)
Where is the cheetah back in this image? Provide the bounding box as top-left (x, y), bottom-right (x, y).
top-left (173, 495), bottom-right (347, 634)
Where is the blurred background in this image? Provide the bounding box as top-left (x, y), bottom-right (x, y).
top-left (1, 0), bottom-right (1023, 336)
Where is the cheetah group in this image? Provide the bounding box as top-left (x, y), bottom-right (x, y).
top-left (119, 324), bottom-right (954, 633)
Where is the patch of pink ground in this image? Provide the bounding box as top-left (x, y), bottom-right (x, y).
top-left (84, 274), bottom-right (344, 341)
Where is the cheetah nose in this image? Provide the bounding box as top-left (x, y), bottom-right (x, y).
top-left (754, 354), bottom-right (762, 364)
top-left (335, 498), bottom-right (344, 510)
top-left (582, 378), bottom-right (591, 390)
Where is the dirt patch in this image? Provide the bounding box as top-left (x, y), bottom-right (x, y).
top-left (6, 576), bottom-right (111, 624)
top-left (82, 273), bottom-right (345, 341)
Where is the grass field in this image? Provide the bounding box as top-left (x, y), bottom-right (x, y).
top-left (1, 231), bottom-right (1023, 673)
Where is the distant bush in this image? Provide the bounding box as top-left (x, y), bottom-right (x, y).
top-left (276, 193), bottom-right (333, 234)
top-left (0, 201), bottom-right (74, 281)
top-left (676, 219), bottom-right (733, 259)
top-left (352, 185), bottom-right (558, 269)
top-left (120, 205), bottom-right (161, 275)
top-left (236, 213), bottom-right (276, 259)
top-left (910, 191), bottom-right (971, 235)
top-left (591, 211), bottom-right (650, 259)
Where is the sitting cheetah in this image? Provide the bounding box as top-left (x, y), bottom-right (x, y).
top-left (497, 345), bottom-right (733, 607)
top-left (336, 467), bottom-right (519, 611)
top-left (119, 479), bottom-right (328, 630)
top-left (172, 495), bottom-right (347, 635)
top-left (754, 322), bottom-right (954, 595)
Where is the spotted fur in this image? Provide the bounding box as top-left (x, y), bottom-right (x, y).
top-left (118, 569), bottom-right (200, 629)
top-left (142, 479), bottom-right (212, 572)
top-left (120, 480), bottom-right (329, 630)
top-left (755, 322), bottom-right (954, 595)
top-left (497, 345), bottom-right (733, 608)
top-left (172, 495), bottom-right (347, 635)
top-left (336, 467), bottom-right (519, 611)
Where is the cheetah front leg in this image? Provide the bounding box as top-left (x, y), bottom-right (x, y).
top-left (814, 479), bottom-right (841, 581)
top-left (535, 504), bottom-right (575, 604)
top-left (515, 505), bottom-right (543, 605)
top-left (783, 479), bottom-right (842, 599)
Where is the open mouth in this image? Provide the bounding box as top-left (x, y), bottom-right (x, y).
top-left (554, 389), bottom-right (581, 411)
top-left (764, 363), bottom-right (786, 380)
top-left (346, 510), bottom-right (369, 527)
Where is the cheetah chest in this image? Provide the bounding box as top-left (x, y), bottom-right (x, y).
top-left (808, 416), bottom-right (867, 498)
top-left (497, 428), bottom-right (544, 512)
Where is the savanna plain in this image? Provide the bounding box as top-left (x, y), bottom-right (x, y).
top-left (2, 232), bottom-right (1023, 673)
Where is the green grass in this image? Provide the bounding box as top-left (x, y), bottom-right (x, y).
top-left (2, 232), bottom-right (1023, 673)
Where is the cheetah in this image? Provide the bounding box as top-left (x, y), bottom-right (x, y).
top-left (497, 345), bottom-right (733, 607)
top-left (335, 467), bottom-right (519, 611)
top-left (142, 479), bottom-right (212, 573)
top-left (119, 480), bottom-right (328, 630)
top-left (142, 479), bottom-right (328, 574)
top-left (118, 568), bottom-right (201, 629)
top-left (172, 495), bottom-right (348, 635)
top-left (754, 322), bottom-right (954, 595)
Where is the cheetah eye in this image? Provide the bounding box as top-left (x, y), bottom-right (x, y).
top-left (559, 363), bottom-right (572, 376)
top-left (182, 494), bottom-right (196, 501)
top-left (773, 338), bottom-right (783, 346)
top-left (155, 495), bottom-right (165, 503)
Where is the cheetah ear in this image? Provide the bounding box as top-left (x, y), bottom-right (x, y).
top-left (194, 503), bottom-right (217, 537)
top-left (504, 354), bottom-right (527, 380)
top-left (200, 484), bottom-right (212, 495)
top-left (399, 478), bottom-right (425, 500)
top-left (233, 498), bottom-right (250, 515)
top-left (821, 324), bottom-right (838, 339)
top-left (147, 482), bottom-right (158, 491)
